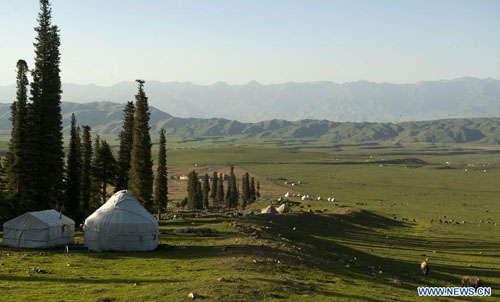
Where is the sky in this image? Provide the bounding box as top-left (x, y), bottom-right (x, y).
top-left (0, 0), bottom-right (499, 86)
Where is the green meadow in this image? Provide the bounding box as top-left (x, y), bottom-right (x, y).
top-left (1, 140), bottom-right (499, 301)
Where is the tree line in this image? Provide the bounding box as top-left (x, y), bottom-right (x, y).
top-left (0, 0), bottom-right (168, 224)
top-left (184, 165), bottom-right (260, 210)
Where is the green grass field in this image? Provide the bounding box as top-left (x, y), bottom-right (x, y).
top-left (1, 140), bottom-right (499, 301)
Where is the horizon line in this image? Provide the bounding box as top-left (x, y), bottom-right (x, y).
top-left (0, 76), bottom-right (498, 88)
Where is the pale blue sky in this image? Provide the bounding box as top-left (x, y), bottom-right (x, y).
top-left (1, 0), bottom-right (499, 86)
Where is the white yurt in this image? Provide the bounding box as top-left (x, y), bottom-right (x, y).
top-left (276, 203), bottom-right (291, 214)
top-left (83, 190), bottom-right (159, 252)
top-left (2, 209), bottom-right (75, 249)
top-left (261, 205), bottom-right (278, 215)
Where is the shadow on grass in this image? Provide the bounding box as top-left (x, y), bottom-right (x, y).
top-left (0, 274), bottom-right (181, 284)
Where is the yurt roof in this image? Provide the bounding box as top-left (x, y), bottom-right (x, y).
top-left (85, 190), bottom-right (157, 226)
top-left (3, 209), bottom-right (74, 229)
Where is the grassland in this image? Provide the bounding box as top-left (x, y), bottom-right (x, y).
top-left (1, 140), bottom-right (499, 301)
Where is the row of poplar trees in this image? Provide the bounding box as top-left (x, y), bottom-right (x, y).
top-left (186, 165), bottom-right (260, 210)
top-left (0, 0), bottom-right (168, 224)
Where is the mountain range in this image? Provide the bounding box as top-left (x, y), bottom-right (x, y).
top-left (1, 77), bottom-right (500, 123)
top-left (0, 101), bottom-right (499, 144)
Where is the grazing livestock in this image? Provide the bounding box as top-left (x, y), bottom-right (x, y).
top-left (420, 258), bottom-right (429, 277)
top-left (462, 277), bottom-right (484, 289)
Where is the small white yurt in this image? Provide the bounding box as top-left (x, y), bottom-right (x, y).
top-left (2, 210), bottom-right (75, 249)
top-left (276, 203), bottom-right (291, 214)
top-left (83, 190), bottom-right (159, 252)
top-left (261, 206), bottom-right (278, 215)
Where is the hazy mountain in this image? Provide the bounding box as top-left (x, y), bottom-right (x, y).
top-left (1, 77), bottom-right (499, 123)
top-left (0, 101), bottom-right (499, 144)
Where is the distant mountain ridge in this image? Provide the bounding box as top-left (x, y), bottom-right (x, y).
top-left (0, 101), bottom-right (499, 144)
top-left (1, 77), bottom-right (499, 123)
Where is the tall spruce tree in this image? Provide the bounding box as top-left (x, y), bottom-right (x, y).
top-left (225, 165), bottom-right (239, 208)
top-left (128, 80), bottom-right (153, 209)
top-left (225, 175), bottom-right (232, 208)
top-left (92, 140), bottom-right (116, 203)
top-left (64, 114), bottom-right (81, 219)
top-left (231, 178), bottom-right (238, 208)
top-left (256, 181), bottom-right (261, 198)
top-left (196, 178), bottom-right (203, 209)
top-left (25, 0), bottom-right (64, 210)
top-left (154, 129), bottom-right (168, 218)
top-left (80, 125), bottom-right (92, 218)
top-left (241, 173), bottom-right (249, 208)
top-left (249, 176), bottom-right (256, 203)
top-left (216, 175), bottom-right (224, 206)
top-left (187, 171), bottom-right (202, 210)
top-left (202, 174), bottom-right (210, 209)
top-left (5, 60), bottom-right (30, 203)
top-left (231, 167), bottom-right (239, 208)
top-left (90, 135), bottom-right (102, 207)
top-left (0, 161), bottom-right (11, 224)
top-left (210, 172), bottom-right (218, 206)
top-left (116, 101), bottom-right (135, 191)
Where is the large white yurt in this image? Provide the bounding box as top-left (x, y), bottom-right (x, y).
top-left (2, 209), bottom-right (75, 249)
top-left (83, 190), bottom-right (159, 252)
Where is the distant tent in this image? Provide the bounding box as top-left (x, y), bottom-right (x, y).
top-left (261, 206), bottom-right (278, 215)
top-left (276, 203), bottom-right (291, 214)
top-left (83, 190), bottom-right (159, 252)
top-left (301, 195), bottom-right (312, 201)
top-left (2, 210), bottom-right (75, 249)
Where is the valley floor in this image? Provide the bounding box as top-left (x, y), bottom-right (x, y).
top-left (1, 141), bottom-right (500, 301)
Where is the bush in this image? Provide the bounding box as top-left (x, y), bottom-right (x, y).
top-left (181, 197), bottom-right (188, 208)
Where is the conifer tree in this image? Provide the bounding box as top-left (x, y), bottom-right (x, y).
top-left (154, 129), bottom-right (168, 218)
top-left (186, 171), bottom-right (195, 209)
top-left (5, 60), bottom-right (30, 203)
top-left (202, 174), bottom-right (210, 209)
top-left (116, 101), bottom-right (135, 191)
top-left (187, 171), bottom-right (202, 210)
top-left (128, 80), bottom-right (153, 209)
top-left (216, 175), bottom-right (224, 206)
top-left (225, 175), bottom-right (232, 208)
top-left (231, 167), bottom-right (239, 208)
top-left (225, 165), bottom-right (239, 208)
top-left (25, 0), bottom-right (64, 210)
top-left (256, 181), bottom-right (261, 198)
top-left (90, 135), bottom-right (102, 207)
top-left (210, 172), bottom-right (218, 206)
top-left (196, 178), bottom-right (203, 209)
top-left (92, 140), bottom-right (116, 203)
top-left (250, 176), bottom-right (256, 203)
top-left (241, 173), bottom-right (249, 209)
top-left (80, 125), bottom-right (92, 218)
top-left (64, 114), bottom-right (81, 219)
top-left (0, 162), bottom-right (13, 223)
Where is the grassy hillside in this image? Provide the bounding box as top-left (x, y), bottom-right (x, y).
top-left (1, 101), bottom-right (500, 144)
